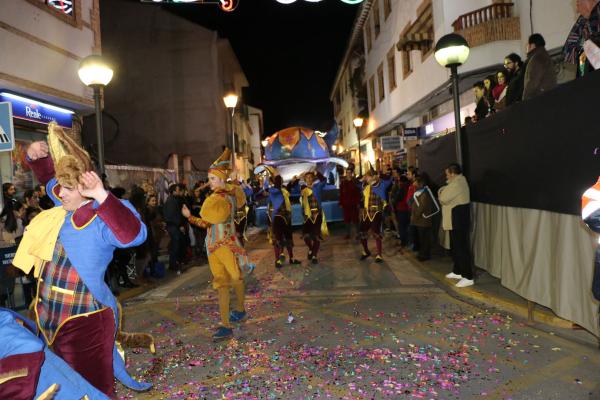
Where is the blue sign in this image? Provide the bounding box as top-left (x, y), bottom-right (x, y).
top-left (0, 102), bottom-right (14, 152)
top-left (0, 92), bottom-right (73, 128)
top-left (403, 127), bottom-right (420, 140)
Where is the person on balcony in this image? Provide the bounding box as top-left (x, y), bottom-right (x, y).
top-left (564, 0), bottom-right (600, 77)
top-left (492, 70), bottom-right (509, 111)
top-left (473, 81), bottom-right (491, 121)
top-left (523, 34), bottom-right (557, 100)
top-left (504, 53), bottom-right (525, 106)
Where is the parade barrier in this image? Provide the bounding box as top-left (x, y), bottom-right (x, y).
top-left (255, 201), bottom-right (344, 228)
top-left (417, 72), bottom-right (600, 336)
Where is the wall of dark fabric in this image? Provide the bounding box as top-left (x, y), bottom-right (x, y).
top-left (416, 72), bottom-right (600, 216)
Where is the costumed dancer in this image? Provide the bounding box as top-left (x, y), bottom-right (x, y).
top-left (0, 308), bottom-right (110, 400)
top-left (582, 176), bottom-right (600, 303)
top-left (12, 123), bottom-right (153, 397)
top-left (339, 165), bottom-right (361, 240)
top-left (232, 175), bottom-right (249, 246)
top-left (181, 149), bottom-right (253, 340)
top-left (263, 166), bottom-right (301, 269)
top-left (298, 170), bottom-right (327, 264)
top-left (359, 170), bottom-right (392, 263)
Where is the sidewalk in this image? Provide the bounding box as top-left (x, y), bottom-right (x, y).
top-left (397, 242), bottom-right (600, 348)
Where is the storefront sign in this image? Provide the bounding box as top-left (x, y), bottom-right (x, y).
top-left (0, 92), bottom-right (74, 129)
top-left (403, 127), bottom-right (420, 140)
top-left (380, 136), bottom-right (403, 152)
top-left (0, 102), bottom-right (14, 152)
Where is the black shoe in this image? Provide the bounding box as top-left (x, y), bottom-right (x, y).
top-left (307, 251), bottom-right (313, 261)
top-left (417, 255), bottom-right (430, 262)
top-left (375, 255), bottom-right (383, 263)
top-left (289, 258), bottom-right (301, 265)
top-left (360, 251), bottom-right (371, 261)
top-left (311, 257), bottom-right (318, 265)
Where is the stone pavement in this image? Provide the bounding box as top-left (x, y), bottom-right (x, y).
top-left (116, 228), bottom-right (600, 399)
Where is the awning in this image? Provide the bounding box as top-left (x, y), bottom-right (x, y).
top-left (397, 32), bottom-right (433, 52)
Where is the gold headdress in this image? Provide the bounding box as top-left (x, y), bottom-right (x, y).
top-left (48, 122), bottom-right (94, 187)
top-left (207, 148), bottom-right (232, 180)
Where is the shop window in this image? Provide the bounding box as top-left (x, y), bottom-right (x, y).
top-left (368, 76), bottom-right (376, 111)
top-left (384, 0), bottom-right (392, 20)
top-left (387, 47), bottom-right (397, 92)
top-left (377, 63), bottom-right (385, 103)
top-left (373, 0), bottom-right (381, 38)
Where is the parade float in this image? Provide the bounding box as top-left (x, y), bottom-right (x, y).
top-left (254, 125), bottom-right (349, 227)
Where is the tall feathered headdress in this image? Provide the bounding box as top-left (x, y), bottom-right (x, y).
top-left (48, 121), bottom-right (94, 187)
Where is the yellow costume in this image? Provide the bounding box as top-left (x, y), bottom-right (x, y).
top-left (186, 149), bottom-right (252, 334)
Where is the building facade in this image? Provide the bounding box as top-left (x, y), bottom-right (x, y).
top-left (94, 0), bottom-right (256, 181)
top-left (332, 0), bottom-right (577, 170)
top-left (0, 0), bottom-right (100, 199)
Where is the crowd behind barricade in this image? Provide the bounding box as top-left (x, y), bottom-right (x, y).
top-left (0, 175), bottom-right (261, 310)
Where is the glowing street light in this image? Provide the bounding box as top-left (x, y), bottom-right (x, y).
top-left (78, 54), bottom-right (113, 175)
top-left (353, 116), bottom-right (365, 176)
top-left (223, 92), bottom-right (239, 168)
top-left (434, 33), bottom-right (470, 165)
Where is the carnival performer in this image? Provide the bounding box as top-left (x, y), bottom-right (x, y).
top-left (0, 307), bottom-right (110, 400)
top-left (582, 176), bottom-right (600, 302)
top-left (298, 170), bottom-right (327, 264)
top-left (339, 166), bottom-right (361, 240)
top-left (262, 167), bottom-right (301, 269)
top-left (359, 170), bottom-right (392, 262)
top-left (12, 122), bottom-right (153, 397)
top-left (181, 149), bottom-right (253, 340)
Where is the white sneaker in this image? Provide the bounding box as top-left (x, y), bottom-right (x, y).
top-left (455, 278), bottom-right (474, 288)
top-left (445, 272), bottom-right (462, 280)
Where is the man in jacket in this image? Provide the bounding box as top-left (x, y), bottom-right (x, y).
top-left (504, 53), bottom-right (525, 106)
top-left (438, 163), bottom-right (473, 288)
top-left (523, 34), bottom-right (557, 100)
top-left (410, 177), bottom-right (439, 261)
top-left (163, 184), bottom-right (184, 274)
top-left (563, 0), bottom-right (600, 77)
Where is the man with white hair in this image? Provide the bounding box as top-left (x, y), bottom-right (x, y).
top-left (564, 0), bottom-right (600, 76)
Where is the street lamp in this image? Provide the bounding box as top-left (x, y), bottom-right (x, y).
top-left (78, 54), bottom-right (113, 176)
top-left (434, 33), bottom-right (469, 166)
top-left (223, 92), bottom-right (239, 169)
top-left (353, 117), bottom-right (364, 176)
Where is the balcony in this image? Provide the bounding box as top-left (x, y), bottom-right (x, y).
top-left (452, 3), bottom-right (520, 48)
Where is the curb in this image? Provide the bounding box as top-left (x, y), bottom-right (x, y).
top-left (404, 252), bottom-right (574, 330)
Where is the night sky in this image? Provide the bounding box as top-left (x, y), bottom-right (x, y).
top-left (163, 0), bottom-right (358, 136)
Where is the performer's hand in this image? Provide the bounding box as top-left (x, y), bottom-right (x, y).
top-left (78, 171), bottom-right (108, 203)
top-left (27, 141), bottom-right (49, 161)
top-left (182, 204), bottom-right (191, 218)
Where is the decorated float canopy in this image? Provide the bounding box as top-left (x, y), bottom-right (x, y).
top-left (255, 125), bottom-right (348, 182)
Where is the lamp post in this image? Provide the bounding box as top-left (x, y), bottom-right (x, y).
top-left (434, 33), bottom-right (470, 166)
top-left (353, 117), bottom-right (364, 176)
top-left (78, 55), bottom-right (113, 176)
top-left (223, 92), bottom-right (239, 170)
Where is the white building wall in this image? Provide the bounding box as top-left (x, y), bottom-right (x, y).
top-left (0, 0), bottom-right (99, 110)
top-left (363, 0), bottom-right (577, 135)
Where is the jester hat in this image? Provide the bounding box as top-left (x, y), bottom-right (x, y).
top-left (208, 148), bottom-right (232, 181)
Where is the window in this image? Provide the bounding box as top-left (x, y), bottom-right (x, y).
top-left (46, 0), bottom-right (74, 16)
top-left (384, 0), bottom-right (392, 20)
top-left (402, 50), bottom-right (412, 79)
top-left (365, 23), bottom-right (372, 52)
top-left (387, 47), bottom-right (397, 91)
top-left (415, 0), bottom-right (434, 60)
top-left (373, 1), bottom-right (381, 38)
top-left (368, 76), bottom-right (376, 111)
top-left (377, 64), bottom-right (385, 103)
